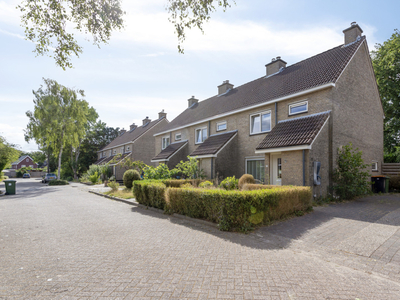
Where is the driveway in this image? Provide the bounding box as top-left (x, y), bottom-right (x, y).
top-left (1, 182), bottom-right (400, 299)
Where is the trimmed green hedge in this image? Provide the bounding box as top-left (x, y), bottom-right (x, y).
top-left (48, 180), bottom-right (69, 186)
top-left (133, 180), bottom-right (167, 209)
top-left (133, 180), bottom-right (312, 231)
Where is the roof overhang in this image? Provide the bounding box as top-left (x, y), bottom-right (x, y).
top-left (189, 131), bottom-right (237, 159)
top-left (154, 83), bottom-right (335, 137)
top-left (151, 141), bottom-right (188, 163)
top-left (255, 144), bottom-right (312, 154)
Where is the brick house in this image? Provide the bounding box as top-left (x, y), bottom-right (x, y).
top-left (96, 111), bottom-right (168, 180)
top-left (152, 23), bottom-right (383, 197)
top-left (11, 155), bottom-right (38, 169)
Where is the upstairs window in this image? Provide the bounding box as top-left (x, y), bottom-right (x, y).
top-left (175, 133), bottom-right (182, 141)
top-left (217, 121), bottom-right (227, 131)
top-left (195, 127), bottom-right (207, 144)
top-left (289, 101), bottom-right (308, 115)
top-left (127, 146), bottom-right (130, 151)
top-left (250, 111), bottom-right (271, 134)
top-left (372, 162), bottom-right (378, 171)
top-left (162, 136), bottom-right (170, 150)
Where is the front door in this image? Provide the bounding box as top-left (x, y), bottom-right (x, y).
top-left (271, 154), bottom-right (282, 185)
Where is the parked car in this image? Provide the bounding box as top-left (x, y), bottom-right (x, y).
top-left (22, 173), bottom-right (30, 178)
top-left (42, 173), bottom-right (57, 183)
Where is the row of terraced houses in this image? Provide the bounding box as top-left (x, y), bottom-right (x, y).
top-left (95, 23), bottom-right (383, 197)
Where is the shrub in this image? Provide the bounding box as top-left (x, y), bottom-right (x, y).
top-left (89, 171), bottom-right (100, 184)
top-left (48, 180), bottom-right (69, 186)
top-left (123, 169), bottom-right (141, 189)
top-left (165, 185), bottom-right (312, 231)
top-left (332, 142), bottom-right (370, 200)
top-left (242, 184), bottom-right (279, 191)
top-left (238, 174), bottom-right (255, 190)
top-left (220, 176), bottom-right (238, 190)
top-left (107, 180), bottom-right (120, 192)
top-left (162, 179), bottom-right (191, 187)
top-left (389, 175), bottom-right (400, 191)
top-left (143, 164), bottom-right (171, 180)
top-left (199, 181), bottom-right (214, 188)
top-left (133, 180), bottom-right (167, 209)
top-left (171, 156), bottom-right (205, 179)
top-left (100, 164), bottom-right (113, 182)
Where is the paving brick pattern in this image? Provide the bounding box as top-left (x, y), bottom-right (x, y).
top-left (1, 180), bottom-right (400, 299)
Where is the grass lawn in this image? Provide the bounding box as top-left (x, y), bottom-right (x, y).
top-left (104, 188), bottom-right (134, 199)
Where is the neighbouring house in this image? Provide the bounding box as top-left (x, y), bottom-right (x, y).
top-left (11, 155), bottom-right (38, 170)
top-left (95, 110), bottom-right (168, 180)
top-left (152, 23), bottom-right (383, 197)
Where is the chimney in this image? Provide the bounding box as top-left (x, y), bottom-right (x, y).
top-left (129, 123), bottom-right (137, 131)
top-left (142, 116), bottom-right (151, 126)
top-left (218, 80), bottom-right (234, 95)
top-left (343, 22), bottom-right (363, 45)
top-left (158, 109), bottom-right (167, 119)
top-left (188, 96), bottom-right (198, 108)
top-left (265, 56), bottom-right (287, 76)
top-left (120, 128), bottom-right (126, 135)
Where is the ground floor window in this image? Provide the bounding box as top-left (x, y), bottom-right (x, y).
top-left (246, 159), bottom-right (265, 183)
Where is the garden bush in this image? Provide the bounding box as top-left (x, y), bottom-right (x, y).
top-left (199, 181), bottom-right (214, 188)
top-left (332, 142), bottom-right (370, 200)
top-left (123, 169), bottom-right (141, 189)
top-left (107, 180), bottom-right (120, 192)
top-left (242, 184), bottom-right (284, 191)
top-left (389, 175), bottom-right (400, 191)
top-left (238, 174), bottom-right (255, 190)
top-left (133, 180), bottom-right (167, 209)
top-left (220, 176), bottom-right (238, 190)
top-left (48, 180), bottom-right (69, 186)
top-left (89, 171), bottom-right (100, 184)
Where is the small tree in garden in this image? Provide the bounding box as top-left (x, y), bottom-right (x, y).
top-left (332, 143), bottom-right (370, 200)
top-left (143, 164), bottom-right (171, 180)
top-left (172, 156), bottom-right (205, 179)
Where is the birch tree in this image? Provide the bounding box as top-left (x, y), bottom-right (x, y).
top-left (25, 78), bottom-right (97, 179)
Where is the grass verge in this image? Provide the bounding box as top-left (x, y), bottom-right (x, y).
top-left (104, 188), bottom-right (134, 200)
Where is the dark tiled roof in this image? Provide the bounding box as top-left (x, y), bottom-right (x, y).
top-left (190, 131), bottom-right (238, 157)
top-left (95, 153), bottom-right (130, 165)
top-left (256, 112), bottom-right (330, 150)
top-left (152, 141), bottom-right (188, 161)
top-left (158, 37), bottom-right (364, 133)
top-left (101, 118), bottom-right (167, 151)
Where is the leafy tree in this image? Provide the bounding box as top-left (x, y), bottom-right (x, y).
top-left (371, 30), bottom-right (400, 157)
top-left (78, 121), bottom-right (119, 174)
top-left (18, 0), bottom-right (233, 68)
top-left (172, 156), bottom-right (205, 179)
top-left (332, 143), bottom-right (370, 200)
top-left (0, 136), bottom-right (20, 173)
top-left (25, 78), bottom-right (97, 179)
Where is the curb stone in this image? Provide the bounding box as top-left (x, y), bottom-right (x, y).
top-left (88, 190), bottom-right (218, 229)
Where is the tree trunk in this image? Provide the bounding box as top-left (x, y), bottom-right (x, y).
top-left (47, 146), bottom-right (50, 174)
top-left (57, 130), bottom-right (65, 180)
top-left (73, 142), bottom-right (81, 180)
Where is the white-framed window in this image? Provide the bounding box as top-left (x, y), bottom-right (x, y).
top-left (289, 101), bottom-right (308, 115)
top-left (250, 111), bottom-right (271, 135)
top-left (372, 161), bottom-right (378, 171)
top-left (162, 136), bottom-right (170, 150)
top-left (195, 127), bottom-right (208, 144)
top-left (127, 146), bottom-right (130, 151)
top-left (114, 150), bottom-right (116, 154)
top-left (175, 133), bottom-right (182, 141)
top-left (29, 165), bottom-right (33, 168)
top-left (216, 121), bottom-right (227, 132)
top-left (21, 165), bottom-right (26, 168)
top-left (245, 158), bottom-right (265, 183)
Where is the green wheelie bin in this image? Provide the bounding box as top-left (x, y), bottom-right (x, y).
top-left (4, 180), bottom-right (16, 195)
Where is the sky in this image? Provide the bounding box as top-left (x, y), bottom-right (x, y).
top-left (1, 0), bottom-right (399, 152)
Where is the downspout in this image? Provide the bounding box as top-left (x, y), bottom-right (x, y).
top-left (208, 121), bottom-right (211, 137)
top-left (211, 157), bottom-right (214, 180)
top-left (275, 103), bottom-right (278, 125)
top-left (303, 149), bottom-right (305, 186)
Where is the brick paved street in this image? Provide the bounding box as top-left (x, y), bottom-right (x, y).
top-left (1, 179), bottom-right (400, 299)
